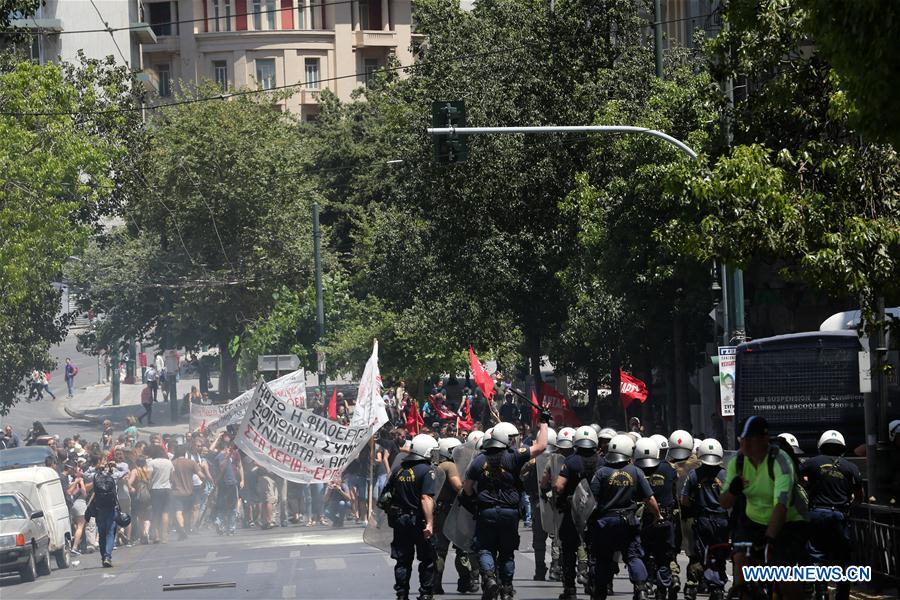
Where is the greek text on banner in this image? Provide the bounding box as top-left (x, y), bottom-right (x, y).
top-left (236, 378), bottom-right (371, 483)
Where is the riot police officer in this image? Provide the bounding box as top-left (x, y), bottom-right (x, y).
top-left (388, 434), bottom-right (440, 600)
top-left (553, 426), bottom-right (601, 599)
top-left (666, 430), bottom-right (697, 592)
top-left (589, 434), bottom-right (662, 600)
top-left (634, 437), bottom-right (678, 600)
top-left (464, 417), bottom-right (549, 600)
top-left (542, 427), bottom-right (577, 582)
top-left (434, 436), bottom-right (478, 594)
top-left (680, 438), bottom-right (728, 600)
top-left (520, 427), bottom-right (557, 581)
top-left (800, 430), bottom-right (863, 600)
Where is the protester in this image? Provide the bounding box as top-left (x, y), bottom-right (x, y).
top-left (64, 357), bottom-right (78, 398)
top-left (214, 435), bottom-right (244, 535)
top-left (138, 381), bottom-right (154, 425)
top-left (171, 444), bottom-right (205, 539)
top-left (146, 445), bottom-right (174, 543)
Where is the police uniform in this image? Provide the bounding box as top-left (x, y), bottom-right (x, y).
top-left (800, 454), bottom-right (861, 600)
top-left (433, 458), bottom-right (477, 594)
top-left (640, 460), bottom-right (678, 597)
top-left (465, 446), bottom-right (531, 596)
top-left (680, 464), bottom-right (728, 598)
top-left (521, 457), bottom-right (549, 580)
top-left (389, 460), bottom-right (437, 600)
top-left (669, 455), bottom-right (700, 584)
top-left (557, 451), bottom-right (599, 595)
top-left (589, 462), bottom-right (654, 599)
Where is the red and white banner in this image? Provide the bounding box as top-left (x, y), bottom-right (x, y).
top-left (620, 369), bottom-right (649, 410)
top-left (205, 368), bottom-right (306, 430)
top-left (469, 346), bottom-right (496, 403)
top-left (350, 340), bottom-right (388, 432)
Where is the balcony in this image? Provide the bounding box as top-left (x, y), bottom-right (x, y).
top-left (130, 22), bottom-right (158, 44)
top-left (353, 30), bottom-right (397, 48)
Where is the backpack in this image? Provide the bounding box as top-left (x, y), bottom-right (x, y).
top-left (93, 472), bottom-right (118, 509)
top-left (134, 472), bottom-right (151, 505)
top-left (734, 446), bottom-right (808, 518)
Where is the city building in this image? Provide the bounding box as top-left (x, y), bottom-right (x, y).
top-left (8, 0), bottom-right (156, 70)
top-left (141, 0), bottom-right (413, 119)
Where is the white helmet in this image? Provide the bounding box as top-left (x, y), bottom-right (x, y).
top-left (777, 432), bottom-right (804, 455)
top-left (438, 437), bottom-right (462, 460)
top-left (668, 430), bottom-right (694, 461)
top-left (606, 434), bottom-right (635, 464)
top-left (465, 430), bottom-right (485, 449)
top-left (633, 437), bottom-right (660, 468)
top-left (484, 422), bottom-right (518, 450)
top-left (590, 424), bottom-right (603, 435)
top-left (574, 426), bottom-right (599, 450)
top-left (598, 427), bottom-right (617, 442)
top-left (698, 438), bottom-right (724, 466)
top-left (817, 430), bottom-right (846, 451)
top-left (627, 431), bottom-right (642, 443)
top-left (650, 434), bottom-right (669, 452)
top-left (409, 434), bottom-right (439, 461)
top-left (546, 427), bottom-right (558, 450)
top-left (556, 427), bottom-right (577, 449)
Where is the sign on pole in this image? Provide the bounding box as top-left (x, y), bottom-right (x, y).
top-left (718, 346), bottom-right (736, 417)
top-left (257, 354), bottom-right (301, 373)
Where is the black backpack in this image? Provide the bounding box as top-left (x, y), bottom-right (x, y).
top-left (93, 472), bottom-right (118, 509)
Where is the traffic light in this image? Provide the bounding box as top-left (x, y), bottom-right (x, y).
top-left (710, 352), bottom-right (721, 384)
top-left (431, 101), bottom-right (467, 164)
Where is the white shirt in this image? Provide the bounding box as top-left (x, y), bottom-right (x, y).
top-left (147, 457), bottom-right (174, 490)
top-left (155, 355), bottom-right (165, 372)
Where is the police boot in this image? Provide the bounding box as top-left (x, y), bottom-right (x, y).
top-left (467, 579), bottom-right (481, 594)
top-left (708, 587), bottom-right (725, 600)
top-left (499, 585), bottom-right (516, 600)
top-left (632, 583), bottom-right (649, 600)
top-left (396, 593), bottom-right (409, 600)
top-left (481, 572), bottom-right (499, 600)
top-left (534, 563), bottom-right (547, 581)
top-left (558, 587), bottom-right (578, 600)
top-left (655, 584), bottom-right (667, 600)
top-left (577, 559), bottom-right (589, 585)
top-left (667, 576), bottom-right (679, 600)
top-left (683, 581), bottom-right (697, 600)
top-left (416, 595), bottom-right (434, 600)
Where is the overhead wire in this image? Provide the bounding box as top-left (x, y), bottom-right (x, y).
top-left (87, 0), bottom-right (130, 68)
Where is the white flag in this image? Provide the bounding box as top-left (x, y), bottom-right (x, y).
top-left (351, 340), bottom-right (387, 432)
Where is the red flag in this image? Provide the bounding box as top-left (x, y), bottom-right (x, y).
top-left (539, 382), bottom-right (568, 409)
top-left (457, 397), bottom-right (474, 432)
top-left (469, 346), bottom-right (496, 403)
top-left (406, 399), bottom-right (424, 434)
top-left (531, 390), bottom-right (540, 429)
top-left (540, 383), bottom-right (580, 427)
top-left (620, 369), bottom-right (649, 410)
top-left (327, 388), bottom-right (338, 420)
top-left (429, 395), bottom-right (457, 420)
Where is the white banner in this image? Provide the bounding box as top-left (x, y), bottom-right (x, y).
top-left (189, 402), bottom-right (230, 432)
top-left (206, 368), bottom-right (306, 431)
top-left (718, 346), bottom-right (736, 417)
top-left (350, 340), bottom-right (388, 432)
top-left (237, 379), bottom-right (371, 483)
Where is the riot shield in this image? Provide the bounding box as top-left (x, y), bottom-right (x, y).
top-left (536, 453), bottom-right (564, 537)
top-left (443, 498), bottom-right (476, 551)
top-left (452, 445), bottom-right (477, 476)
top-left (570, 479), bottom-right (597, 541)
top-left (431, 465), bottom-right (447, 499)
top-left (363, 505), bottom-right (393, 552)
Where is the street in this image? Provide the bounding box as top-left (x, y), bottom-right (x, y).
top-left (0, 522), bottom-right (649, 599)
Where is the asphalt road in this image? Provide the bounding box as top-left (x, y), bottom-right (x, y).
top-left (2, 332), bottom-right (104, 441)
top-left (0, 522), bottom-right (657, 600)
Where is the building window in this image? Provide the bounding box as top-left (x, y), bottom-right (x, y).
top-left (255, 58), bottom-right (276, 90)
top-left (148, 2), bottom-right (173, 36)
top-left (224, 0), bottom-right (231, 31)
top-left (296, 1), bottom-right (305, 29)
top-left (253, 0), bottom-right (262, 30)
top-left (359, 1), bottom-right (369, 29)
top-left (364, 58), bottom-right (378, 87)
top-left (266, 0), bottom-right (276, 29)
top-left (212, 0), bottom-right (232, 31)
top-left (310, 0), bottom-right (322, 29)
top-left (213, 60), bottom-right (228, 90)
top-left (157, 64), bottom-right (171, 97)
top-left (304, 58), bottom-right (320, 89)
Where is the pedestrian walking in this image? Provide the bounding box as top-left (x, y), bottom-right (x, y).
top-left (64, 357), bottom-right (78, 398)
top-left (138, 382), bottom-right (154, 425)
top-left (127, 457), bottom-right (152, 544)
top-left (146, 445), bottom-right (174, 543)
top-left (87, 459), bottom-right (122, 567)
top-left (213, 437), bottom-right (244, 535)
top-left (41, 371), bottom-right (56, 400)
top-left (145, 365), bottom-right (159, 402)
top-left (171, 445), bottom-right (205, 540)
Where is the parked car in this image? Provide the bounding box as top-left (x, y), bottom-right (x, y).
top-left (0, 447), bottom-right (54, 472)
top-left (0, 492), bottom-right (52, 582)
top-left (0, 466), bottom-right (72, 569)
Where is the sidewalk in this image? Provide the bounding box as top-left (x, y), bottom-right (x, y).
top-left (64, 379), bottom-right (202, 437)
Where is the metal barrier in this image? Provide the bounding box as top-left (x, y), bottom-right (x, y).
top-left (849, 503), bottom-right (899, 589)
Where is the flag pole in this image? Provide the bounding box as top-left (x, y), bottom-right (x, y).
top-left (367, 435), bottom-right (375, 520)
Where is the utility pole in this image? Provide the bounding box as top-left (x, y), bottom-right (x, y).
top-left (111, 346), bottom-right (120, 406)
top-left (653, 0), bottom-right (664, 78)
top-left (313, 202), bottom-right (326, 401)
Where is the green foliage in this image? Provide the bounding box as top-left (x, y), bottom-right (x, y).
top-left (0, 57), bottom-right (140, 412)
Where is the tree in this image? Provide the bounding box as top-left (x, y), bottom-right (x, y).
top-left (0, 56), bottom-right (143, 412)
top-left (71, 89), bottom-right (323, 396)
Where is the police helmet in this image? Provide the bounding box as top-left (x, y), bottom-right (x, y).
top-left (667, 430), bottom-right (694, 461)
top-left (574, 426), bottom-right (599, 450)
top-left (817, 430), bottom-right (846, 451)
top-left (465, 430), bottom-right (485, 449)
top-left (698, 438), bottom-right (724, 466)
top-left (598, 427), bottom-right (617, 442)
top-left (556, 427), bottom-right (577, 449)
top-left (438, 437), bottom-right (462, 460)
top-left (606, 434), bottom-right (635, 464)
top-left (633, 437), bottom-right (660, 468)
top-left (546, 427), bottom-right (557, 450)
top-left (627, 431), bottom-right (642, 443)
top-left (777, 432), bottom-right (804, 455)
top-left (409, 434), bottom-right (439, 461)
top-left (590, 424), bottom-right (603, 436)
top-left (650, 434), bottom-right (669, 457)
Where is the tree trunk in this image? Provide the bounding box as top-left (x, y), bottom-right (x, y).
top-left (673, 314), bottom-right (690, 428)
top-left (587, 366), bottom-right (599, 423)
top-left (610, 350), bottom-right (621, 427)
top-left (526, 325), bottom-right (542, 385)
top-left (219, 342), bottom-right (238, 397)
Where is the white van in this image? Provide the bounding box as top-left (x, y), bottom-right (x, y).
top-left (0, 466), bottom-right (72, 569)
